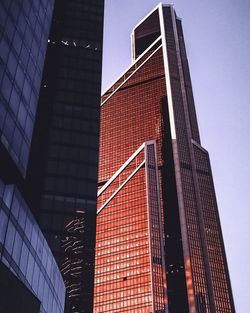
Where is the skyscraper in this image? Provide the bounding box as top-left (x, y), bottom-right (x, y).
top-left (0, 2), bottom-right (65, 313)
top-left (24, 1), bottom-right (104, 313)
top-left (94, 4), bottom-right (235, 313)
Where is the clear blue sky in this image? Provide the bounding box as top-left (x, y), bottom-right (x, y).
top-left (102, 1), bottom-right (250, 312)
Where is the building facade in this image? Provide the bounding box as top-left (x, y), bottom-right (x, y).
top-left (94, 4), bottom-right (235, 313)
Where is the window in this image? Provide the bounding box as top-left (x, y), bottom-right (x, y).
top-left (5, 221), bottom-right (15, 254)
top-left (12, 231), bottom-right (22, 264)
top-left (0, 209), bottom-right (8, 243)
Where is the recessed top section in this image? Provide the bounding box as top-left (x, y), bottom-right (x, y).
top-left (133, 9), bottom-right (161, 60)
top-left (131, 3), bottom-right (174, 61)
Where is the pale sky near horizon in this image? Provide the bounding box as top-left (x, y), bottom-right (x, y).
top-left (101, 1), bottom-right (250, 312)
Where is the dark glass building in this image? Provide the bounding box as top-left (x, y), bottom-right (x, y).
top-left (0, 1), bottom-right (66, 313)
top-left (94, 4), bottom-right (235, 313)
top-left (24, 1), bottom-right (104, 312)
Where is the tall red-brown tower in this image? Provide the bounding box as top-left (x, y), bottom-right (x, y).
top-left (94, 4), bottom-right (235, 313)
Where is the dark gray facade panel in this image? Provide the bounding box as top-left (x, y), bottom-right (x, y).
top-left (0, 262), bottom-right (40, 313)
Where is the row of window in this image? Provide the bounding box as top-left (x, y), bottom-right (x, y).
top-left (43, 175), bottom-right (97, 198)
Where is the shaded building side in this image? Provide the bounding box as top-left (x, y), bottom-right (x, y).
top-left (24, 1), bottom-right (104, 312)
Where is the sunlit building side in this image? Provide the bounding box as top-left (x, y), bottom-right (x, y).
top-left (95, 141), bottom-right (167, 312)
top-left (94, 4), bottom-right (235, 313)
